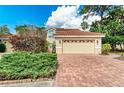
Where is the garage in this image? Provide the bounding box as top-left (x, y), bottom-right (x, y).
top-left (54, 29), bottom-right (105, 54)
top-left (62, 40), bottom-right (95, 54)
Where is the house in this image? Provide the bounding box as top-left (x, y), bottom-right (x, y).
top-left (0, 34), bottom-right (13, 52)
top-left (46, 28), bottom-right (64, 52)
top-left (47, 28), bottom-right (105, 54)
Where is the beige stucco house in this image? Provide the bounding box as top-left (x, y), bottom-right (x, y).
top-left (47, 28), bottom-right (105, 54)
top-left (0, 34), bottom-right (13, 52)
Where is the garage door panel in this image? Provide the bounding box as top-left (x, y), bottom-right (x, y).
top-left (62, 40), bottom-right (95, 54)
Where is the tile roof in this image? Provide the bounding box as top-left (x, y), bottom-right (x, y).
top-left (55, 29), bottom-right (103, 36)
top-left (0, 34), bottom-right (13, 38)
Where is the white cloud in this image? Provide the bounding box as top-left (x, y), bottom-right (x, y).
top-left (46, 5), bottom-right (101, 30)
top-left (86, 15), bottom-right (101, 25)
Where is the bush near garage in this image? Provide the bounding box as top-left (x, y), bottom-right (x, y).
top-left (9, 36), bottom-right (48, 53)
top-left (0, 51), bottom-right (57, 80)
top-left (102, 44), bottom-right (111, 55)
top-left (0, 42), bottom-right (6, 52)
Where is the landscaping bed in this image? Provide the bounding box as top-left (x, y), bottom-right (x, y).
top-left (0, 51), bottom-right (57, 80)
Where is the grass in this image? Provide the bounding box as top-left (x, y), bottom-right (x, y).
top-left (0, 51), bottom-right (57, 80)
top-left (110, 51), bottom-right (124, 55)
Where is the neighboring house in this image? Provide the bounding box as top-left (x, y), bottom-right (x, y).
top-left (0, 34), bottom-right (13, 52)
top-left (47, 28), bottom-right (105, 54)
top-left (46, 28), bottom-right (56, 42)
top-left (46, 28), bottom-right (66, 52)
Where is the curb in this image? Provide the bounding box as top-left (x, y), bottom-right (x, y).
top-left (0, 78), bottom-right (53, 85)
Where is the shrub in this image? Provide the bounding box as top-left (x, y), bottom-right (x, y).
top-left (102, 44), bottom-right (111, 55)
top-left (9, 36), bottom-right (48, 53)
top-left (0, 43), bottom-right (6, 52)
top-left (0, 51), bottom-right (57, 80)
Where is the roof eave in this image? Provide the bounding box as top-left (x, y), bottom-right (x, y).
top-left (54, 35), bottom-right (105, 38)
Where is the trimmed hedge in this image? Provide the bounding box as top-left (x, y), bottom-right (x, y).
top-left (0, 52), bottom-right (57, 80)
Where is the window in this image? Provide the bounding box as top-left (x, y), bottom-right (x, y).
top-left (48, 30), bottom-right (52, 34)
top-left (63, 40), bottom-right (66, 42)
top-left (87, 40), bottom-right (89, 43)
top-left (49, 36), bottom-right (52, 38)
top-left (48, 29), bottom-right (54, 38)
top-left (49, 35), bottom-right (54, 38)
top-left (82, 40), bottom-right (85, 42)
top-left (67, 40), bottom-right (69, 43)
top-left (79, 40), bottom-right (81, 43)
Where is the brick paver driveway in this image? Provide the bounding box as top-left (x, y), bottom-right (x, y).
top-left (54, 54), bottom-right (124, 87)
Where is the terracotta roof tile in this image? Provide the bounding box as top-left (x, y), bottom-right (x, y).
top-left (55, 29), bottom-right (102, 36)
top-left (0, 34), bottom-right (13, 38)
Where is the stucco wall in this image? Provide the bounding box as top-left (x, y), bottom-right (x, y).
top-left (0, 40), bottom-right (13, 52)
top-left (94, 38), bottom-right (101, 54)
top-left (5, 41), bottom-right (13, 52)
top-left (55, 37), bottom-right (102, 54)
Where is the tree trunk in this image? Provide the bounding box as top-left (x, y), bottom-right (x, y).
top-left (120, 44), bottom-right (123, 51)
top-left (111, 44), bottom-right (116, 51)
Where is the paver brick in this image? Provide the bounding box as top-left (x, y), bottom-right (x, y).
top-left (53, 54), bottom-right (124, 87)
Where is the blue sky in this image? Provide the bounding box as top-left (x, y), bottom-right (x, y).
top-left (0, 5), bottom-right (59, 34)
top-left (0, 5), bottom-right (86, 34)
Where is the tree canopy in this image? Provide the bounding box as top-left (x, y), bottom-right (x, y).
top-left (80, 6), bottom-right (124, 51)
top-left (15, 25), bottom-right (47, 40)
top-left (80, 5), bottom-right (119, 19)
top-left (80, 5), bottom-right (121, 30)
top-left (0, 25), bottom-right (10, 34)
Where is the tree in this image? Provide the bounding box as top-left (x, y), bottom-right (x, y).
top-left (15, 25), bottom-right (28, 37)
top-left (11, 25), bottom-right (48, 52)
top-left (80, 5), bottom-right (118, 19)
top-left (0, 25), bottom-right (10, 34)
top-left (80, 5), bottom-right (120, 30)
top-left (89, 6), bottom-right (124, 51)
top-left (81, 21), bottom-right (89, 30)
top-left (15, 25), bottom-right (47, 40)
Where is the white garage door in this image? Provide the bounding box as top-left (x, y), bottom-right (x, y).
top-left (62, 40), bottom-right (95, 54)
